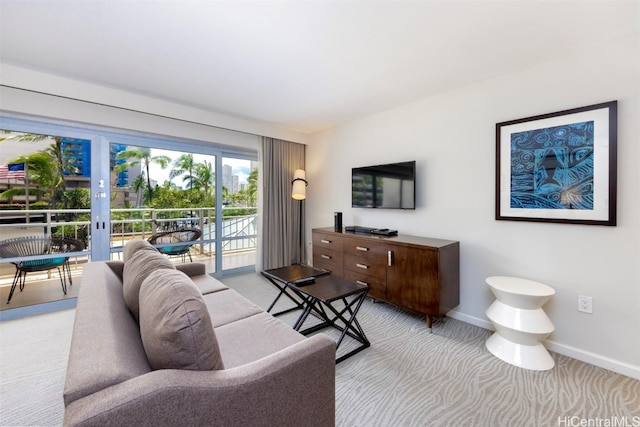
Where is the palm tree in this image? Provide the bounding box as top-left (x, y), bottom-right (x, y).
top-left (1, 132), bottom-right (75, 179)
top-left (47, 142), bottom-right (80, 204)
top-left (115, 147), bottom-right (170, 204)
top-left (130, 174), bottom-right (146, 208)
top-left (192, 160), bottom-right (215, 205)
top-left (0, 131), bottom-right (51, 144)
top-left (2, 151), bottom-right (64, 209)
top-left (0, 132), bottom-right (79, 209)
top-left (169, 154), bottom-right (195, 189)
top-left (222, 186), bottom-right (231, 205)
top-left (231, 168), bottom-right (258, 207)
top-left (246, 167), bottom-right (258, 207)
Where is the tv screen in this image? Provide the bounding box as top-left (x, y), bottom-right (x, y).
top-left (352, 161), bottom-right (416, 209)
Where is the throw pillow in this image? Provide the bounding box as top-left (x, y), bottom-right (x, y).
top-left (138, 269), bottom-right (224, 371)
top-left (123, 244), bottom-right (175, 321)
top-left (123, 238), bottom-right (155, 262)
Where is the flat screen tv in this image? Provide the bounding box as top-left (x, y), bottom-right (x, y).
top-left (352, 161), bottom-right (416, 209)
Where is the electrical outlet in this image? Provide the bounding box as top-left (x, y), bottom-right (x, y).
top-left (578, 295), bottom-right (593, 314)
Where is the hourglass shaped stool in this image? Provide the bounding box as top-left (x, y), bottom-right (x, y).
top-left (485, 276), bottom-right (555, 371)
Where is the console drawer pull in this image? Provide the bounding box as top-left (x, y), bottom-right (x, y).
top-left (321, 239), bottom-right (331, 244)
top-left (356, 280), bottom-right (368, 286)
top-left (388, 250), bottom-right (393, 266)
top-left (321, 254), bottom-right (331, 260)
top-left (356, 263), bottom-right (368, 270)
top-left (356, 246), bottom-right (369, 252)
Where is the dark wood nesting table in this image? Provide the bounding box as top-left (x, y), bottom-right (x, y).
top-left (262, 265), bottom-right (370, 363)
top-left (262, 264), bottom-right (330, 316)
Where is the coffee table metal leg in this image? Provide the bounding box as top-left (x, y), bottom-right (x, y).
top-left (296, 290), bottom-right (370, 363)
top-left (262, 275), bottom-right (305, 316)
top-left (294, 296), bottom-right (330, 333)
top-left (329, 291), bottom-right (370, 362)
top-left (292, 294), bottom-right (315, 331)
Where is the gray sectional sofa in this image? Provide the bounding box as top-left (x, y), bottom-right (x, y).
top-left (63, 239), bottom-right (336, 426)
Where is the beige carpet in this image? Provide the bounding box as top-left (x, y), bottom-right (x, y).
top-left (222, 274), bottom-right (640, 426)
top-left (0, 308), bottom-right (73, 426)
top-left (1, 272), bottom-right (638, 427)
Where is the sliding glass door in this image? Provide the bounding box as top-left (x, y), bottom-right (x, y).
top-left (0, 114), bottom-right (258, 311)
top-left (0, 124), bottom-right (96, 310)
top-left (107, 143), bottom-right (257, 276)
top-left (220, 156), bottom-right (257, 272)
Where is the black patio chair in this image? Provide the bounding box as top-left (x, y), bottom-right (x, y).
top-left (148, 228), bottom-right (201, 262)
top-left (0, 236), bottom-right (85, 304)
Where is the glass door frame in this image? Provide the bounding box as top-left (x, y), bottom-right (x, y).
top-left (108, 139), bottom-right (257, 276)
top-left (0, 113), bottom-right (106, 258)
top-left (0, 113), bottom-right (258, 275)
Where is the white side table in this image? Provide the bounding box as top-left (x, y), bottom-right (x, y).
top-left (485, 276), bottom-right (555, 371)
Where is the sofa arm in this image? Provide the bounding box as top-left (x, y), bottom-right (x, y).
top-left (64, 334), bottom-right (336, 427)
top-left (175, 262), bottom-right (206, 277)
top-left (105, 261), bottom-right (124, 282)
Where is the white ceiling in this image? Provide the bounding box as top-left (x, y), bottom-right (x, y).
top-left (1, 1), bottom-right (638, 134)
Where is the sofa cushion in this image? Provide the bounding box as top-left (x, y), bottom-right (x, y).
top-left (138, 269), bottom-right (224, 371)
top-left (123, 241), bottom-right (175, 321)
top-left (190, 274), bottom-right (229, 295)
top-left (214, 312), bottom-right (307, 369)
top-left (175, 263), bottom-right (229, 295)
top-left (123, 238), bottom-right (155, 262)
top-left (203, 289), bottom-right (263, 327)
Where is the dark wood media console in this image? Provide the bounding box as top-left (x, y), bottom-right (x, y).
top-left (312, 227), bottom-right (460, 329)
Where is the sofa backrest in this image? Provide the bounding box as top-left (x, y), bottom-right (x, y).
top-left (122, 240), bottom-right (175, 321)
top-left (63, 261), bottom-right (152, 406)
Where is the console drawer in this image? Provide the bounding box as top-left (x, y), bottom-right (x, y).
top-left (343, 239), bottom-right (387, 258)
top-left (344, 253), bottom-right (386, 279)
top-left (344, 270), bottom-right (386, 300)
top-left (312, 232), bottom-right (344, 251)
top-left (312, 247), bottom-right (343, 276)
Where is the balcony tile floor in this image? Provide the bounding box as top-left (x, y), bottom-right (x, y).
top-left (0, 251), bottom-right (255, 311)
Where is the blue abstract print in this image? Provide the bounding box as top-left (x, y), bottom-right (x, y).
top-left (510, 121), bottom-right (594, 210)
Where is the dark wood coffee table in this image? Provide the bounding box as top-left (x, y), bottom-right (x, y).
top-left (261, 265), bottom-right (330, 316)
top-left (290, 275), bottom-right (370, 363)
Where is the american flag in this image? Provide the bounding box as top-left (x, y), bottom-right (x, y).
top-left (0, 163), bottom-right (26, 181)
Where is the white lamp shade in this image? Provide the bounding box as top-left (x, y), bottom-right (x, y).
top-left (292, 169), bottom-right (307, 200)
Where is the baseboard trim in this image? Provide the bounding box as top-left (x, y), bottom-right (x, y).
top-left (446, 309), bottom-right (640, 380)
top-left (544, 341), bottom-right (640, 380)
top-left (447, 309), bottom-right (494, 331)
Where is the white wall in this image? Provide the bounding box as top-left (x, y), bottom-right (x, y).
top-left (306, 33), bottom-right (640, 378)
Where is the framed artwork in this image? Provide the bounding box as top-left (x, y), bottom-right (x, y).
top-left (496, 101), bottom-right (617, 226)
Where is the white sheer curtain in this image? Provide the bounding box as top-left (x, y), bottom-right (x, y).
top-left (259, 137), bottom-right (305, 270)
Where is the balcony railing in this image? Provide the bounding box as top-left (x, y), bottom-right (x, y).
top-left (0, 206), bottom-right (257, 269)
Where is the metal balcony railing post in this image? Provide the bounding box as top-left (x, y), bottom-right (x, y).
top-left (46, 211), bottom-right (52, 236)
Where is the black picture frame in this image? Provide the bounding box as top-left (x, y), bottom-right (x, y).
top-left (496, 101), bottom-right (617, 226)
